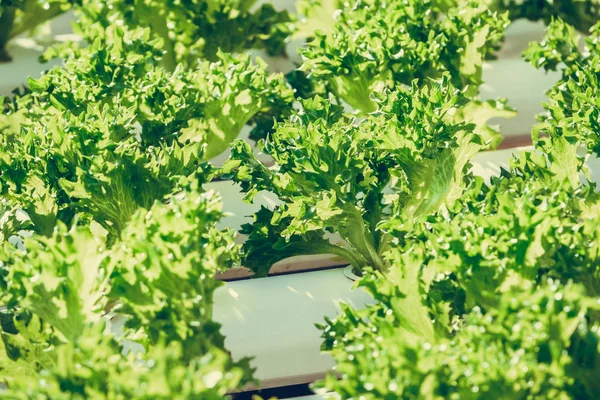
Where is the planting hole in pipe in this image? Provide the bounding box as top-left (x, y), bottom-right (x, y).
top-left (343, 265), bottom-right (359, 281)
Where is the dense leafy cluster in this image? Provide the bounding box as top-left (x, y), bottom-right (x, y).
top-left (299, 0), bottom-right (509, 112)
top-left (315, 0), bottom-right (505, 87)
top-left (319, 272), bottom-right (600, 399)
top-left (493, 0), bottom-right (600, 32)
top-left (1, 0), bottom-right (600, 397)
top-left (315, 146), bottom-right (600, 398)
top-left (1, 26), bottom-right (293, 242)
top-left (296, 0), bottom-right (600, 38)
top-left (0, 189), bottom-right (252, 398)
top-left (524, 19), bottom-right (600, 186)
top-left (292, 0), bottom-right (516, 154)
top-left (75, 0), bottom-right (294, 70)
top-left (224, 77), bottom-right (489, 276)
top-left (0, 0), bottom-right (295, 65)
top-left (312, 19), bottom-right (600, 398)
top-left (322, 177), bottom-right (600, 399)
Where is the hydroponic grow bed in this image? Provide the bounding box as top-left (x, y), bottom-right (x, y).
top-left (2, 1), bottom-right (599, 399)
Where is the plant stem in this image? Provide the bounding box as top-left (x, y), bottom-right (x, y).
top-left (0, 7), bottom-right (16, 62)
top-left (155, 24), bottom-right (177, 72)
top-left (132, 2), bottom-right (178, 71)
top-left (335, 75), bottom-right (378, 114)
top-left (339, 207), bottom-right (387, 273)
top-left (8, 3), bottom-right (67, 40)
top-left (325, 244), bottom-right (369, 272)
top-left (1, 1), bottom-right (72, 63)
top-left (146, 9), bottom-right (177, 72)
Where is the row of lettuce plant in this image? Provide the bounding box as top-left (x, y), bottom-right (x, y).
top-left (0, 1), bottom-right (598, 399)
top-left (0, 0), bottom-right (515, 255)
top-left (0, 0), bottom-right (292, 63)
top-left (1, 0), bottom-right (599, 63)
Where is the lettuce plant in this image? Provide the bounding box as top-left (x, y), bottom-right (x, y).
top-left (296, 0), bottom-right (600, 39)
top-left (0, 189), bottom-right (253, 398)
top-left (295, 0), bottom-right (514, 151)
top-left (224, 76), bottom-right (491, 276)
top-left (524, 18), bottom-right (600, 186)
top-left (493, 0), bottom-right (600, 32)
top-left (318, 272), bottom-right (600, 399)
top-left (1, 0), bottom-right (295, 66)
top-left (75, 0), bottom-right (293, 71)
top-left (0, 26), bottom-right (293, 240)
top-left (299, 0), bottom-right (509, 112)
top-left (417, 174), bottom-right (599, 312)
top-left (34, 27), bottom-right (293, 160)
